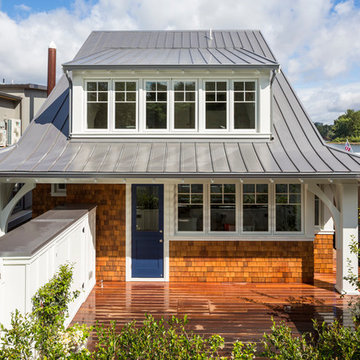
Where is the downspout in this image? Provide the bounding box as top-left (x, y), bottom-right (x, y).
top-left (269, 66), bottom-right (281, 140)
top-left (63, 69), bottom-right (72, 139)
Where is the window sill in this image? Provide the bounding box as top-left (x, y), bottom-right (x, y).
top-left (168, 235), bottom-right (313, 242)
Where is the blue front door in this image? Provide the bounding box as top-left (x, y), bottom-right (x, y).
top-left (132, 184), bottom-right (164, 278)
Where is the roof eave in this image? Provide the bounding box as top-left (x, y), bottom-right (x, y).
top-left (62, 64), bottom-right (280, 71)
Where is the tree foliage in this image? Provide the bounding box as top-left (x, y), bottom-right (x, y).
top-left (315, 109), bottom-right (360, 142)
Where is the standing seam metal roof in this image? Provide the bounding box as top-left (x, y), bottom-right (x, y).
top-left (0, 30), bottom-right (359, 178)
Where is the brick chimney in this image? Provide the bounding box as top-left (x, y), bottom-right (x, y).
top-left (47, 41), bottom-right (56, 96)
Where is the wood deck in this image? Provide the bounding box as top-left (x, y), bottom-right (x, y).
top-left (72, 273), bottom-right (354, 351)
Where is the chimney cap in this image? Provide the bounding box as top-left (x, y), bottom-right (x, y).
top-left (48, 41), bottom-right (56, 49)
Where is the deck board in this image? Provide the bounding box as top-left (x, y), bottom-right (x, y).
top-left (72, 273), bottom-right (353, 353)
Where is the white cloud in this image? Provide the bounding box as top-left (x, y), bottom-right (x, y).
top-left (0, 0), bottom-right (359, 123)
top-left (14, 4), bottom-right (31, 12)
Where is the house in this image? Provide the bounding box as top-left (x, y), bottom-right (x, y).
top-left (0, 84), bottom-right (47, 230)
top-left (0, 30), bottom-right (358, 295)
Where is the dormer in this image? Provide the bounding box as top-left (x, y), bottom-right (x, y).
top-left (62, 30), bottom-right (279, 139)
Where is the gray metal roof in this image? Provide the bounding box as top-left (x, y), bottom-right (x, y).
top-left (0, 30), bottom-right (359, 178)
top-left (63, 30), bottom-right (278, 69)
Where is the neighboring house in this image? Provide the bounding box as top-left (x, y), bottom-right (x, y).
top-left (0, 84), bottom-right (47, 229)
top-left (0, 30), bottom-right (358, 295)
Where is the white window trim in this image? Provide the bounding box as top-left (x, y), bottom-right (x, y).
top-left (78, 76), bottom-right (266, 137)
top-left (142, 79), bottom-right (170, 133)
top-left (112, 80), bottom-right (139, 133)
top-left (175, 182), bottom-right (304, 237)
top-left (51, 184), bottom-right (67, 197)
top-left (84, 79), bottom-right (111, 132)
top-left (171, 79), bottom-right (198, 132)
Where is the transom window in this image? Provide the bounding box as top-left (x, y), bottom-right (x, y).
top-left (205, 81), bottom-right (227, 129)
top-left (86, 81), bottom-right (108, 129)
top-left (145, 81), bottom-right (168, 129)
top-left (115, 81), bottom-right (137, 129)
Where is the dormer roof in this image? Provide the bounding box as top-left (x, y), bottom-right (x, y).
top-left (63, 30), bottom-right (279, 69)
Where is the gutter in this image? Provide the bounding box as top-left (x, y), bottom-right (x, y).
top-left (63, 69), bottom-right (72, 138)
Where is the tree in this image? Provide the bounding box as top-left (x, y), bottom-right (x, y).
top-left (332, 109), bottom-right (360, 140)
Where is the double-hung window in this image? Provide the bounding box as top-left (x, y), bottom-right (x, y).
top-left (205, 81), bottom-right (227, 129)
top-left (242, 184), bottom-right (268, 231)
top-left (145, 81), bottom-right (168, 129)
top-left (177, 184), bottom-right (203, 231)
top-left (275, 184), bottom-right (302, 232)
top-left (233, 81), bottom-right (256, 129)
top-left (114, 81), bottom-right (137, 130)
top-left (210, 184), bottom-right (236, 231)
top-left (86, 81), bottom-right (109, 129)
top-left (173, 81), bottom-right (196, 129)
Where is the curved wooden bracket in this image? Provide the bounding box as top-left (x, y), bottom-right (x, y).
top-left (0, 183), bottom-right (36, 235)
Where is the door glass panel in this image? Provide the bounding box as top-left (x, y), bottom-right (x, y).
top-left (135, 186), bottom-right (159, 231)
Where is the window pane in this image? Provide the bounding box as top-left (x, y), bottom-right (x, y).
top-left (211, 205), bottom-right (235, 231)
top-left (127, 92), bottom-right (136, 102)
top-left (185, 81), bottom-right (195, 91)
top-left (178, 194), bottom-right (190, 203)
top-left (115, 103), bottom-right (136, 129)
top-left (178, 184), bottom-right (190, 193)
top-left (234, 82), bottom-right (244, 91)
top-left (245, 82), bottom-right (255, 90)
top-left (178, 205), bottom-right (203, 231)
top-left (87, 92), bottom-right (96, 101)
top-left (87, 82), bottom-right (96, 91)
top-left (157, 82), bottom-right (167, 91)
top-left (224, 194), bottom-right (235, 203)
top-left (234, 103), bottom-right (255, 129)
top-left (243, 184), bottom-right (255, 193)
top-left (211, 194), bottom-right (222, 203)
top-left (206, 103), bottom-right (226, 129)
top-left (174, 81), bottom-right (184, 91)
top-left (127, 82), bottom-right (136, 91)
top-left (191, 184), bottom-right (203, 193)
top-left (146, 82), bottom-right (156, 91)
top-left (146, 103), bottom-right (167, 129)
top-left (146, 92), bottom-right (156, 101)
top-left (185, 92), bottom-right (195, 101)
top-left (217, 92), bottom-right (227, 102)
top-left (98, 82), bottom-right (108, 91)
top-left (289, 194), bottom-right (301, 203)
top-left (256, 194), bottom-right (268, 203)
top-left (276, 205), bottom-right (301, 231)
top-left (115, 82), bottom-right (125, 91)
top-left (211, 184), bottom-right (222, 193)
top-left (98, 92), bottom-right (108, 102)
top-left (276, 194), bottom-right (288, 204)
top-left (115, 92), bottom-right (125, 101)
top-left (314, 196), bottom-right (320, 226)
top-left (191, 194), bottom-right (203, 203)
top-left (243, 194), bottom-right (255, 204)
top-left (276, 184), bottom-right (288, 193)
top-left (243, 205), bottom-right (268, 231)
top-left (175, 92), bottom-right (184, 101)
top-left (256, 184), bottom-right (268, 193)
top-left (224, 184), bottom-right (235, 193)
top-left (234, 92), bottom-right (244, 101)
top-left (289, 184), bottom-right (301, 193)
top-left (157, 92), bottom-right (167, 102)
top-left (174, 103), bottom-right (195, 129)
top-left (136, 186), bottom-right (159, 232)
top-left (245, 92), bottom-right (255, 101)
top-left (205, 82), bottom-right (215, 91)
top-left (217, 82), bottom-right (226, 91)
top-left (87, 103), bottom-right (107, 129)
top-left (206, 92), bottom-right (216, 101)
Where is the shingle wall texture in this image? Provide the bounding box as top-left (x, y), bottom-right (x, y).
top-left (169, 241), bottom-right (314, 283)
top-left (32, 184), bottom-right (126, 281)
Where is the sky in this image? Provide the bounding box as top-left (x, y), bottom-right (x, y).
top-left (0, 0), bottom-right (359, 124)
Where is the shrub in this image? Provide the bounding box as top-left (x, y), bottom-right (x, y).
top-left (0, 264), bottom-right (91, 359)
